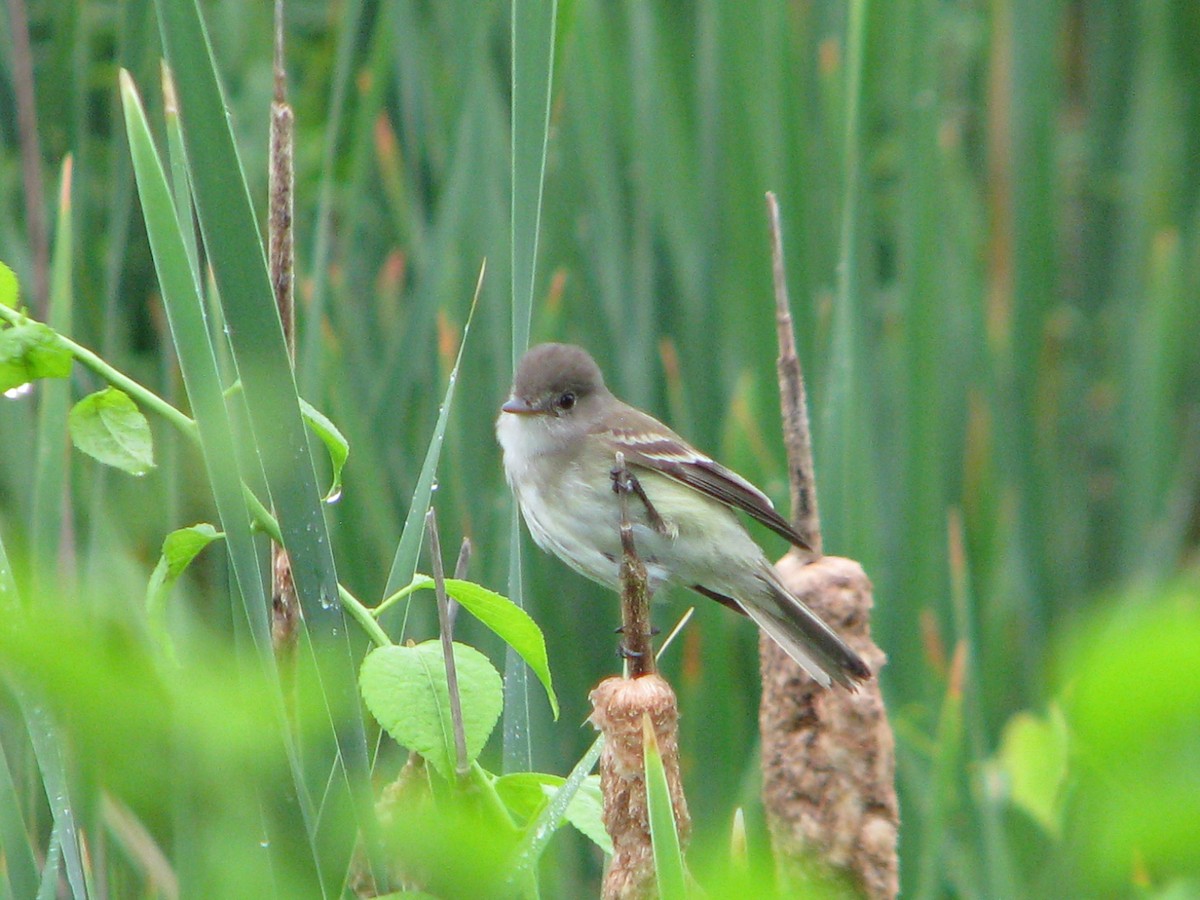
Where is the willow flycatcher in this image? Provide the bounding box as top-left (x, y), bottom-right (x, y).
top-left (496, 343), bottom-right (870, 688)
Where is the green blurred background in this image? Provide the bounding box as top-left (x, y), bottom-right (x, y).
top-left (2, 0), bottom-right (1198, 896)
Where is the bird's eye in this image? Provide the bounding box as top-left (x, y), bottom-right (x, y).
top-left (557, 391), bottom-right (576, 411)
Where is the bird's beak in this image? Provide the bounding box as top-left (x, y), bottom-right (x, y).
top-left (501, 396), bottom-right (539, 415)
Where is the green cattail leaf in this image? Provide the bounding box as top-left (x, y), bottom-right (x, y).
top-left (644, 715), bottom-right (686, 900)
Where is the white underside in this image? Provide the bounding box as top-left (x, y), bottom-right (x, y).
top-left (498, 409), bottom-right (765, 592)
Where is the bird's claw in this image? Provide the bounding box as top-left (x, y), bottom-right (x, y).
top-left (610, 464), bottom-right (672, 538)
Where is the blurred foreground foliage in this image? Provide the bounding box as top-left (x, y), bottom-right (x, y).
top-left (0, 589), bottom-right (350, 896)
top-left (1054, 576), bottom-right (1200, 895)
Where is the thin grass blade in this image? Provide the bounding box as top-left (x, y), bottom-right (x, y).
top-left (506, 0), bottom-right (557, 778)
top-left (381, 265), bottom-right (483, 616)
top-left (509, 734), bottom-right (604, 884)
top-left (0, 738), bottom-right (38, 900)
top-left (819, 0), bottom-right (871, 554)
top-left (510, 0), bottom-right (556, 362)
top-left (297, 0), bottom-right (365, 397)
top-left (643, 715), bottom-right (686, 900)
top-left (119, 68), bottom-right (322, 886)
top-left (30, 158), bottom-right (74, 592)
top-left (0, 534), bottom-right (39, 900)
top-left (161, 63), bottom-right (200, 287)
top-left (23, 701), bottom-right (87, 899)
top-left (20, 157), bottom-right (88, 900)
top-left (148, 0), bottom-right (382, 887)
top-left (35, 821), bottom-right (63, 900)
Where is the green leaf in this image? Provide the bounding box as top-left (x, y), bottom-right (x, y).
top-left (0, 317), bottom-right (72, 394)
top-left (994, 706), bottom-right (1069, 836)
top-left (146, 525), bottom-right (224, 656)
top-left (161, 523), bottom-right (224, 577)
top-left (507, 0), bottom-right (558, 781)
top-left (493, 772), bottom-right (611, 855)
top-left (122, 64), bottom-right (339, 885)
top-left (0, 261), bottom-right (17, 308)
top-left (298, 398), bottom-right (348, 502)
top-left (508, 734), bottom-right (605, 882)
top-left (644, 716), bottom-right (686, 900)
top-left (360, 641), bottom-right (503, 780)
top-left (31, 158), bottom-right (75, 595)
top-left (560, 773), bottom-right (609, 853)
top-left (1062, 592), bottom-right (1200, 887)
top-left (68, 387), bottom-right (155, 475)
top-left (494, 772), bottom-right (553, 820)
top-left (381, 271), bottom-right (482, 608)
top-left (406, 576), bottom-right (557, 720)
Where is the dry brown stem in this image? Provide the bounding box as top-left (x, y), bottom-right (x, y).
top-left (426, 508), bottom-right (469, 779)
top-left (269, 2), bottom-right (298, 659)
top-left (612, 452), bottom-right (656, 676)
top-left (767, 191), bottom-right (822, 554)
top-left (270, 547), bottom-right (299, 657)
top-left (269, 88), bottom-right (295, 351)
top-left (590, 675), bottom-right (691, 900)
top-left (6, 0), bottom-right (48, 317)
top-left (349, 754), bottom-right (430, 897)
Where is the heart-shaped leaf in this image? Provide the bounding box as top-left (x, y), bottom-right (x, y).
top-left (68, 387), bottom-right (155, 475)
top-left (406, 576), bottom-right (558, 720)
top-left (360, 641), bottom-right (503, 780)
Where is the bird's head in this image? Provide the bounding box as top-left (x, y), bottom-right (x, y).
top-left (501, 343), bottom-right (609, 420)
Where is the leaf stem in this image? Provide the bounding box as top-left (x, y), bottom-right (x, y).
top-left (0, 303), bottom-right (199, 441)
top-left (339, 585), bottom-right (391, 649)
top-left (371, 575), bottom-right (426, 618)
top-left (470, 761), bottom-right (519, 832)
top-left (0, 301), bottom-right (395, 651)
top-left (427, 508), bottom-right (470, 779)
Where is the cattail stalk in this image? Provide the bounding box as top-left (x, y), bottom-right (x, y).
top-left (760, 192), bottom-right (899, 899)
top-left (269, 1), bottom-right (299, 657)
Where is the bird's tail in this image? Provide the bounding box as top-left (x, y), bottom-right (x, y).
top-left (737, 566), bottom-right (872, 689)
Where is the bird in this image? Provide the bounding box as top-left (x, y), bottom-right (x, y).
top-left (495, 342), bottom-right (871, 689)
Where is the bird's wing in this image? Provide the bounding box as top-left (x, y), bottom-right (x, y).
top-left (596, 406), bottom-right (812, 551)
